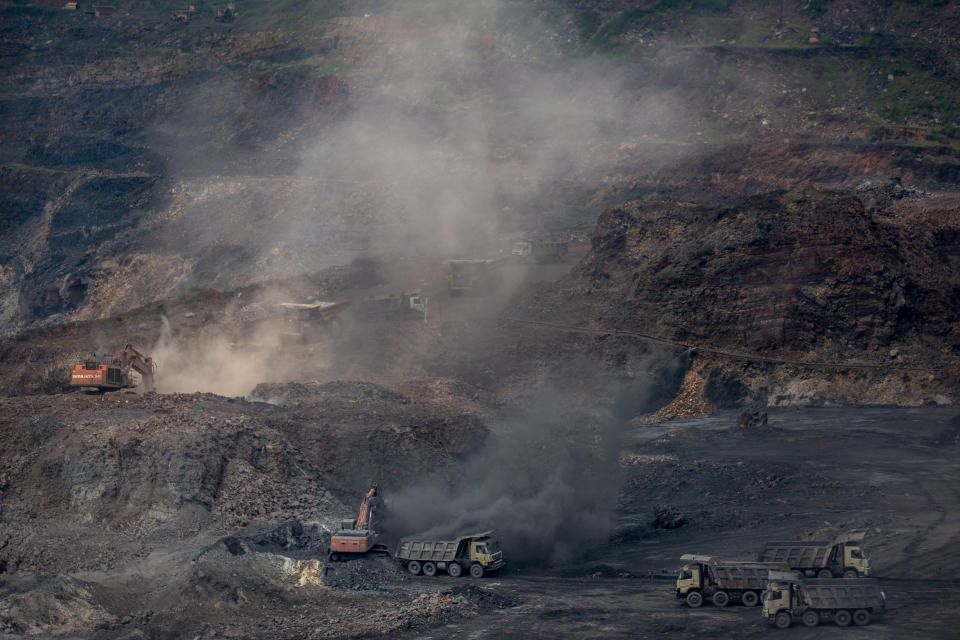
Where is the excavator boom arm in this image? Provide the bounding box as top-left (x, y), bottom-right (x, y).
top-left (354, 487), bottom-right (377, 529)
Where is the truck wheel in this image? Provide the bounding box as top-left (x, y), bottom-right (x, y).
top-left (843, 569), bottom-right (859, 579)
top-left (802, 611), bottom-right (820, 627)
top-left (685, 592), bottom-right (703, 608)
top-left (329, 552), bottom-right (340, 563)
top-left (742, 591), bottom-right (759, 607)
top-left (835, 610), bottom-right (852, 627)
top-left (407, 561), bottom-right (422, 575)
top-left (448, 562), bottom-right (463, 577)
top-left (469, 563), bottom-right (484, 578)
top-left (853, 609), bottom-right (871, 626)
top-left (817, 569), bottom-right (833, 579)
top-left (774, 612), bottom-right (792, 629)
top-left (712, 591), bottom-right (729, 607)
top-left (422, 562), bottom-right (437, 577)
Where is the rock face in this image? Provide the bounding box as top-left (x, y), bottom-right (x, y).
top-left (573, 186), bottom-right (960, 365)
top-left (4, 4), bottom-right (960, 338)
top-left (0, 385), bottom-right (487, 575)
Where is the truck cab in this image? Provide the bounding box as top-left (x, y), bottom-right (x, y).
top-left (762, 580), bottom-right (797, 620)
top-left (838, 543), bottom-right (870, 577)
top-left (828, 532), bottom-right (871, 577)
top-left (469, 536), bottom-right (504, 571)
top-left (675, 560), bottom-right (706, 598)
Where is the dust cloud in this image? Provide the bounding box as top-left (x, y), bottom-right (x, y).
top-left (143, 1), bottom-right (686, 393)
top-left (383, 358), bottom-right (678, 566)
top-left (288, 0), bottom-right (681, 258)
top-left (148, 315), bottom-right (320, 397)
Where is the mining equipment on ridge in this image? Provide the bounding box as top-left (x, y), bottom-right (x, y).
top-left (69, 344), bottom-right (155, 392)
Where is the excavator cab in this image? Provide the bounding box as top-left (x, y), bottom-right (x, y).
top-left (328, 485), bottom-right (388, 561)
top-left (69, 345), bottom-right (155, 393)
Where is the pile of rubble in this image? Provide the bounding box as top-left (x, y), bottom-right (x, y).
top-left (322, 556), bottom-right (408, 591)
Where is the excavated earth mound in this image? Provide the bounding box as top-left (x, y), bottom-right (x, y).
top-left (0, 383), bottom-right (492, 639)
top-left (0, 383), bottom-right (487, 576)
top-left (529, 184), bottom-right (960, 406)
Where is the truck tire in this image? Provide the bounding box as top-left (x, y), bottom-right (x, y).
top-left (422, 562), bottom-right (437, 577)
top-left (853, 609), bottom-right (871, 626)
top-left (407, 561), bottom-right (422, 575)
top-left (835, 610), bottom-right (852, 627)
top-left (817, 569), bottom-right (833, 579)
top-left (469, 563), bottom-right (484, 578)
top-left (328, 552), bottom-right (340, 563)
top-left (448, 562), bottom-right (463, 577)
top-left (774, 612), bottom-right (792, 629)
top-left (802, 611), bottom-right (819, 627)
top-left (712, 591), bottom-right (729, 607)
top-left (843, 569), bottom-right (859, 579)
top-left (742, 591), bottom-right (759, 607)
top-left (685, 592), bottom-right (703, 608)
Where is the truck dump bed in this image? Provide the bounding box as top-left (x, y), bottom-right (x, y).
top-left (804, 579), bottom-right (885, 611)
top-left (395, 539), bottom-right (460, 562)
top-left (758, 541), bottom-right (830, 568)
top-left (709, 564), bottom-right (782, 590)
top-left (395, 531), bottom-right (494, 562)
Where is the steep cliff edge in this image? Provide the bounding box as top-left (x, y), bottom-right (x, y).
top-left (531, 182), bottom-right (960, 405)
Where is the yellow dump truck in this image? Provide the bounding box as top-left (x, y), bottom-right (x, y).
top-left (763, 570), bottom-right (885, 628)
top-left (676, 555), bottom-right (789, 608)
top-left (757, 532), bottom-right (871, 578)
top-left (395, 531), bottom-right (504, 578)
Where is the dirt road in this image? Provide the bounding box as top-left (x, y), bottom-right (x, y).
top-left (1, 393), bottom-right (957, 638)
top-left (394, 406), bottom-right (960, 639)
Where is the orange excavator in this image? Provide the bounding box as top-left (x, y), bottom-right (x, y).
top-left (70, 344), bottom-right (155, 393)
top-left (328, 484), bottom-right (390, 562)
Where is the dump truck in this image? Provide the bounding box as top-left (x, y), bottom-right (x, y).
top-left (757, 532), bottom-right (871, 578)
top-left (276, 300), bottom-right (350, 344)
top-left (329, 485), bottom-right (389, 561)
top-left (763, 570), bottom-right (885, 628)
top-left (70, 344), bottom-right (155, 392)
top-left (356, 291), bottom-right (427, 322)
top-left (676, 555), bottom-right (790, 608)
top-left (511, 239), bottom-right (568, 263)
top-left (395, 531), bottom-right (504, 578)
top-left (444, 259), bottom-right (504, 295)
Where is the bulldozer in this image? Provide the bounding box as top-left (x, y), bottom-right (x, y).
top-left (70, 344), bottom-right (155, 393)
top-left (328, 485), bottom-right (389, 562)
